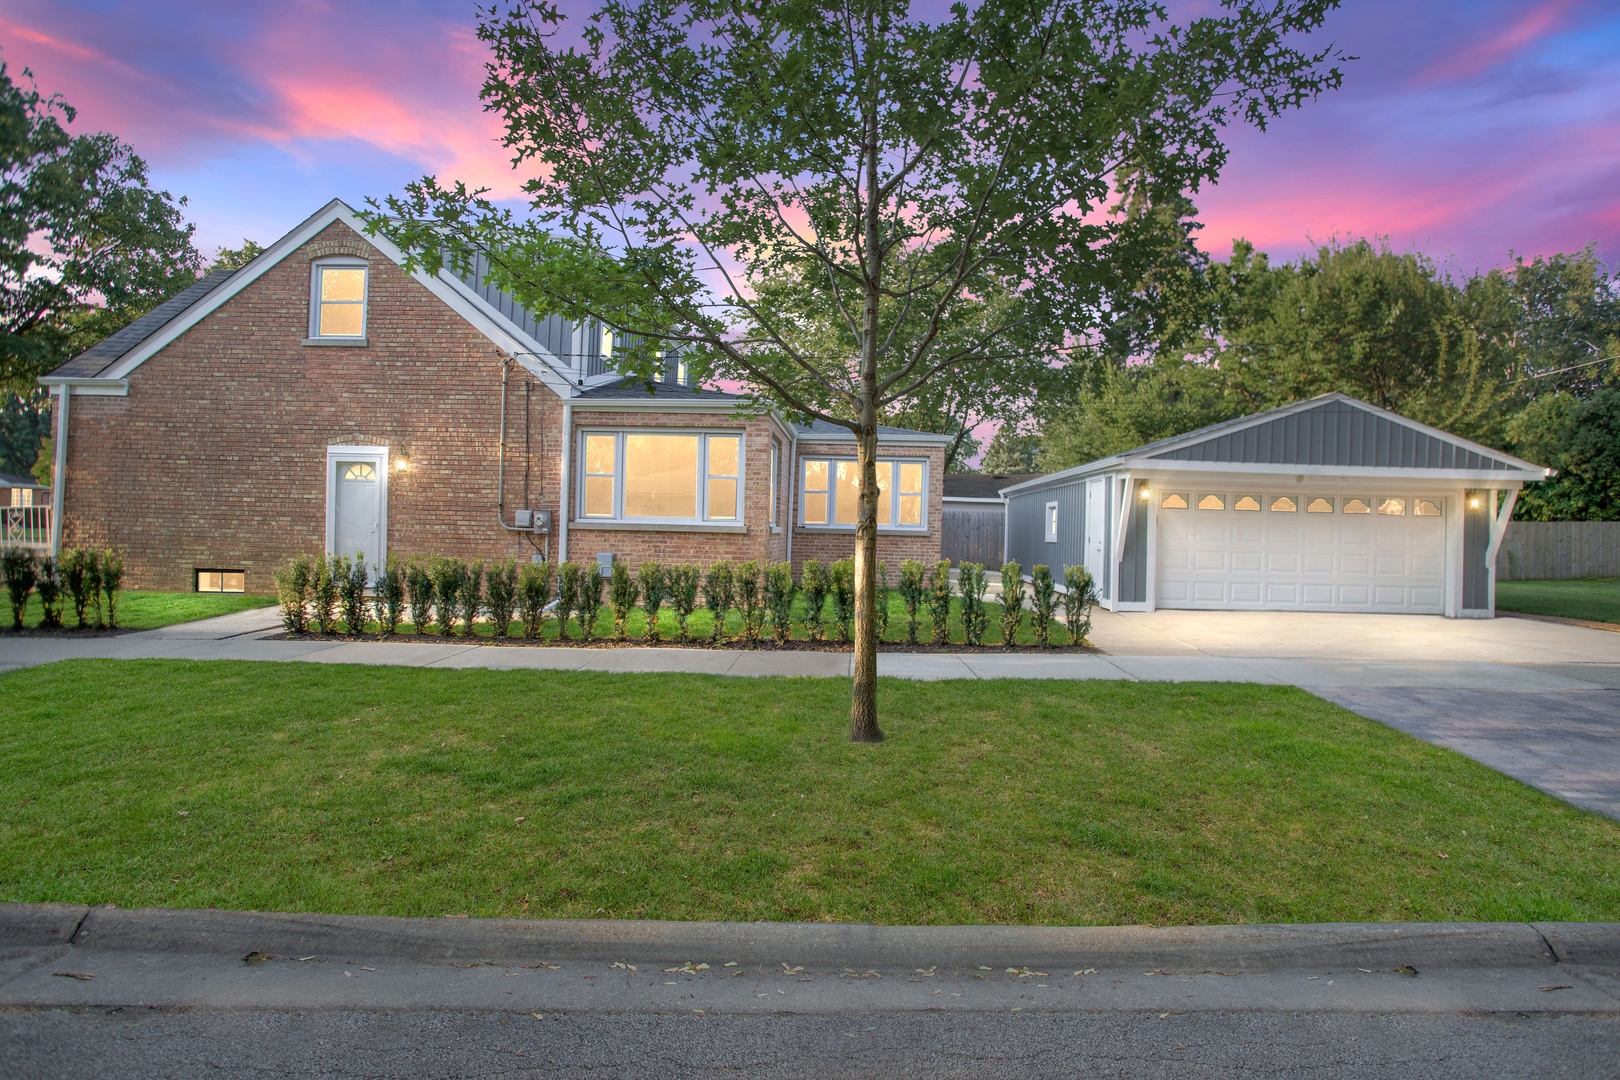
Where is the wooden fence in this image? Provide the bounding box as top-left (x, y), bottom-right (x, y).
top-left (942, 505), bottom-right (1005, 567)
top-left (1497, 521), bottom-right (1620, 580)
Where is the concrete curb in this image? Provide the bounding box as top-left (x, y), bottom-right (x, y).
top-left (6, 903), bottom-right (1617, 972)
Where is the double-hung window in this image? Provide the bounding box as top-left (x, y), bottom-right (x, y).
top-left (799, 457), bottom-right (927, 530)
top-left (578, 430), bottom-right (744, 523)
top-left (310, 260), bottom-right (368, 340)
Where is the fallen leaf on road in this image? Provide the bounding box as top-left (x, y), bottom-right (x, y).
top-left (781, 963), bottom-right (804, 974)
top-left (52, 972), bottom-right (94, 981)
top-left (1539, 985), bottom-right (1573, 992)
top-left (243, 952), bottom-right (271, 964)
top-left (531, 1013), bottom-right (544, 1020)
top-left (1006, 967), bottom-right (1047, 978)
top-left (664, 962), bottom-right (709, 975)
top-left (914, 967), bottom-right (937, 976)
top-left (841, 969), bottom-right (880, 979)
top-left (611, 961), bottom-right (637, 971)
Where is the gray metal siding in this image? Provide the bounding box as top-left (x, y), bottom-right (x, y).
top-left (1119, 488), bottom-right (1149, 604)
top-left (458, 252), bottom-right (610, 374)
top-left (1149, 400), bottom-right (1512, 471)
top-left (1462, 491), bottom-right (1491, 610)
top-left (1005, 481), bottom-right (1086, 576)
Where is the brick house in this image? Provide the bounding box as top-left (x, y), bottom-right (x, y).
top-left (39, 199), bottom-right (948, 594)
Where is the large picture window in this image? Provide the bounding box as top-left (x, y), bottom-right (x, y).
top-left (799, 457), bottom-right (927, 530)
top-left (577, 430), bottom-right (743, 523)
top-left (310, 261), bottom-right (368, 339)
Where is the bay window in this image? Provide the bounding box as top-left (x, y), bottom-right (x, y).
top-left (578, 430), bottom-right (744, 523)
top-left (799, 457), bottom-right (927, 530)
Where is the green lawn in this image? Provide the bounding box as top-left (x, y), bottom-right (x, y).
top-left (1, 590), bottom-right (275, 632)
top-left (1496, 578), bottom-right (1620, 626)
top-left (3, 659), bottom-right (1616, 926)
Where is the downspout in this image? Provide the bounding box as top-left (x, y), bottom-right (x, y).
top-left (558, 401), bottom-right (573, 564)
top-left (784, 421), bottom-right (796, 566)
top-left (49, 384), bottom-right (69, 557)
top-left (496, 358), bottom-right (508, 517)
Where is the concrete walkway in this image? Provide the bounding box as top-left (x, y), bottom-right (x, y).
top-left (4, 605), bottom-right (1619, 820)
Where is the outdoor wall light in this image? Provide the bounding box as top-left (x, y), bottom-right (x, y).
top-left (1468, 495), bottom-right (1480, 508)
top-left (395, 453), bottom-right (410, 473)
top-left (1139, 487), bottom-right (1151, 500)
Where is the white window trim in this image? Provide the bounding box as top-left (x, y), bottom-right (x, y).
top-left (308, 258), bottom-right (370, 341)
top-left (324, 445), bottom-right (389, 566)
top-left (769, 438), bottom-right (780, 528)
top-left (575, 428), bottom-right (746, 525)
top-left (797, 456), bottom-right (930, 532)
top-left (1044, 500), bottom-right (1059, 543)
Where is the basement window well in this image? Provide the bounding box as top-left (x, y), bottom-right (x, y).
top-left (197, 570), bottom-right (246, 593)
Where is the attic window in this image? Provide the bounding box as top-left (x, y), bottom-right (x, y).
top-left (311, 261), bottom-right (368, 339)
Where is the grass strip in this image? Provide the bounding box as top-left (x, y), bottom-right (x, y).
top-left (1496, 578), bottom-right (1620, 626)
top-left (1, 590), bottom-right (275, 632)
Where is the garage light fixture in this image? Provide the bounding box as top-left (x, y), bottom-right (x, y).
top-left (1468, 495), bottom-right (1480, 508)
top-left (1139, 486), bottom-right (1151, 500)
top-left (395, 453), bottom-right (410, 473)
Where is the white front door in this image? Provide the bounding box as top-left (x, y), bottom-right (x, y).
top-left (334, 459), bottom-right (382, 571)
top-left (1156, 491), bottom-right (1447, 614)
top-left (1084, 479), bottom-right (1107, 592)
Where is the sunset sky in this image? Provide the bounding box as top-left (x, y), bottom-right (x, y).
top-left (3, 0), bottom-right (1618, 275)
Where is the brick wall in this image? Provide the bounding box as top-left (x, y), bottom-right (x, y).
top-left (788, 440), bottom-right (945, 579)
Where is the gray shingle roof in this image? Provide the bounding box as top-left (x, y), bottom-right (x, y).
top-left (793, 418), bottom-right (944, 440)
top-left (47, 268), bottom-right (241, 379)
top-left (944, 473), bottom-right (1042, 499)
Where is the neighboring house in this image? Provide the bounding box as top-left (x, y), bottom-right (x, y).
top-left (38, 199), bottom-right (948, 593)
top-left (1001, 394), bottom-right (1548, 618)
top-left (941, 472), bottom-right (1041, 566)
top-left (0, 472), bottom-right (47, 508)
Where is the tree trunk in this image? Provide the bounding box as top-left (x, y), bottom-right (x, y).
top-left (849, 415), bottom-right (882, 743)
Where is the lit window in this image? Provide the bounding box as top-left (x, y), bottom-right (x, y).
top-left (1414, 499), bottom-right (1442, 517)
top-left (197, 570), bottom-right (246, 593)
top-left (579, 430), bottom-right (742, 522)
top-left (312, 263), bottom-right (367, 338)
top-left (799, 457), bottom-right (928, 530)
top-left (1269, 496), bottom-right (1297, 512)
top-left (1160, 493), bottom-right (1189, 510)
top-left (1234, 495), bottom-right (1261, 512)
top-left (1378, 497), bottom-right (1406, 516)
top-left (10, 488), bottom-right (32, 508)
top-left (1197, 494), bottom-right (1226, 511)
top-left (1044, 501), bottom-right (1059, 542)
top-left (1343, 498), bottom-right (1371, 514)
top-left (1307, 497), bottom-right (1333, 513)
top-left (342, 462), bottom-right (376, 482)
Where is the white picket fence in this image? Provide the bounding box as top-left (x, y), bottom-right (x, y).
top-left (1497, 521), bottom-right (1620, 581)
top-left (2, 506), bottom-right (51, 554)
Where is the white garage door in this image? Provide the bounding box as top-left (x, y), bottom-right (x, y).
top-left (1156, 492), bottom-right (1447, 613)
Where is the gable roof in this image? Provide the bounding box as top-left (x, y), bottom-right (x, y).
top-left (945, 473), bottom-right (1042, 499)
top-left (1001, 393), bottom-right (1547, 496)
top-left (49, 268), bottom-right (240, 379)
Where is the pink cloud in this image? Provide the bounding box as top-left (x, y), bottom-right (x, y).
top-left (1420, 0), bottom-right (1581, 83)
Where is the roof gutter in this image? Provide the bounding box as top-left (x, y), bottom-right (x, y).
top-left (37, 376), bottom-right (129, 397)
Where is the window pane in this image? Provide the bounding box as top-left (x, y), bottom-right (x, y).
top-left (1414, 499), bottom-right (1442, 517)
top-left (197, 571), bottom-right (222, 593)
top-left (583, 475), bottom-right (614, 516)
top-left (1307, 497), bottom-right (1333, 513)
top-left (1160, 493), bottom-right (1188, 509)
top-left (875, 462), bottom-right (891, 526)
top-left (624, 434), bottom-right (698, 518)
top-left (584, 435), bottom-right (616, 475)
top-left (1269, 496), bottom-right (1297, 512)
top-left (1234, 495), bottom-right (1261, 511)
top-left (898, 462), bottom-right (923, 494)
top-left (223, 572), bottom-right (246, 593)
top-left (804, 492), bottom-right (828, 524)
top-left (1378, 497), bottom-right (1406, 516)
top-left (708, 435), bottom-right (739, 477)
top-left (898, 493), bottom-right (922, 526)
top-left (834, 461), bottom-right (859, 524)
top-left (319, 302), bottom-right (364, 337)
top-left (707, 477), bottom-right (737, 519)
top-left (803, 459), bottom-right (827, 492)
top-left (1198, 494), bottom-right (1226, 511)
top-left (320, 267), bottom-right (365, 302)
top-left (1343, 498), bottom-right (1371, 514)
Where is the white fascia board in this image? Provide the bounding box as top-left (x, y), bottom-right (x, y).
top-left (98, 199), bottom-right (573, 396)
top-left (796, 430), bottom-right (957, 447)
top-left (943, 496), bottom-right (1006, 505)
top-left (569, 397), bottom-right (741, 412)
top-left (1125, 459), bottom-right (1543, 484)
top-left (36, 377), bottom-right (129, 396)
top-left (1000, 458), bottom-right (1121, 498)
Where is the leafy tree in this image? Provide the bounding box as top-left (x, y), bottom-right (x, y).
top-left (1465, 247), bottom-right (1620, 399)
top-left (208, 239), bottom-right (264, 273)
top-left (0, 390), bottom-right (50, 477)
top-left (1, 64), bottom-right (201, 391)
top-left (367, 0), bottom-right (1345, 741)
top-left (1507, 388), bottom-right (1620, 521)
top-left (979, 425), bottom-right (1044, 474)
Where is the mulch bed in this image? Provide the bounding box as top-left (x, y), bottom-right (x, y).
top-left (272, 631), bottom-right (1096, 654)
top-left (2, 625), bottom-right (131, 638)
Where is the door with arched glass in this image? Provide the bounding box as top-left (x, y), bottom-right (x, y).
top-left (327, 447), bottom-right (387, 573)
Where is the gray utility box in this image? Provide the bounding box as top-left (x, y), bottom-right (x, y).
top-left (596, 552), bottom-right (614, 577)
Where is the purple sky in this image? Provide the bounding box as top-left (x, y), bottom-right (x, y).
top-left (3, 0), bottom-right (1618, 274)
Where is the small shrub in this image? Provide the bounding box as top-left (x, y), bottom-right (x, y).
top-left (958, 562), bottom-right (989, 646)
top-left (557, 561), bottom-right (584, 640)
top-left (704, 560), bottom-right (735, 642)
top-left (799, 559), bottom-right (828, 641)
top-left (310, 553), bottom-right (339, 634)
top-left (274, 554), bottom-right (312, 633)
top-left (1030, 564), bottom-right (1057, 646)
top-left (608, 560), bottom-right (638, 640)
top-left (36, 555), bottom-right (63, 629)
top-left (431, 557), bottom-right (463, 634)
top-left (405, 557), bottom-right (434, 632)
top-left (669, 564), bottom-right (701, 641)
top-left (100, 549), bottom-right (125, 628)
top-left (485, 558), bottom-right (518, 637)
top-left (998, 560), bottom-right (1024, 646)
top-left (458, 560), bottom-right (485, 636)
top-left (516, 560), bottom-right (552, 639)
top-left (763, 562), bottom-right (794, 642)
top-left (897, 559), bottom-right (926, 644)
top-left (1063, 564), bottom-right (1099, 646)
top-left (83, 550), bottom-right (103, 627)
top-left (377, 554), bottom-right (406, 635)
top-left (640, 562), bottom-right (669, 643)
top-left (577, 561), bottom-right (605, 641)
top-left (828, 558), bottom-right (854, 642)
top-left (735, 560), bottom-right (764, 642)
top-left (3, 547), bottom-right (36, 629)
top-left (337, 554), bottom-right (370, 634)
top-left (61, 548), bottom-right (94, 628)
top-left (874, 560), bottom-right (890, 641)
top-left (926, 559), bottom-right (952, 646)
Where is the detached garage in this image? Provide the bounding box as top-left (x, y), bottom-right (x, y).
top-left (1001, 394), bottom-right (1548, 618)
